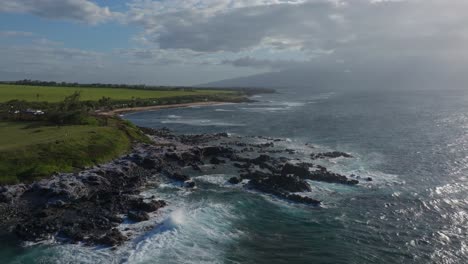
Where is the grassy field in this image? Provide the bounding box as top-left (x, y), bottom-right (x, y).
top-left (0, 120), bottom-right (148, 184)
top-left (0, 84), bottom-right (233, 103)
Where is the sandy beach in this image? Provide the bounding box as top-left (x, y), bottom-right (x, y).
top-left (97, 101), bottom-right (230, 116)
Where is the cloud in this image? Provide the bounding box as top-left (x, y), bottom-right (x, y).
top-left (124, 0), bottom-right (468, 70)
top-left (0, 0), bottom-right (120, 24)
top-left (127, 0), bottom-right (341, 53)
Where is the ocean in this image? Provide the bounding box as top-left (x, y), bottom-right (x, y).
top-left (2, 87), bottom-right (468, 263)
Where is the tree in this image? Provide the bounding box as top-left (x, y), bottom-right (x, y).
top-left (59, 91), bottom-right (82, 112)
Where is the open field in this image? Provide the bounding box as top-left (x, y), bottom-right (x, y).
top-left (0, 120), bottom-right (148, 184)
top-left (0, 122), bottom-right (107, 151)
top-left (0, 84), bottom-right (234, 103)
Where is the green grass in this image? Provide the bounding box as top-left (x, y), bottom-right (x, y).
top-left (0, 120), bottom-right (148, 184)
top-left (0, 84), bottom-right (233, 103)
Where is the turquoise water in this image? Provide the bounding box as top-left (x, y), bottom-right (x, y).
top-left (3, 88), bottom-right (468, 263)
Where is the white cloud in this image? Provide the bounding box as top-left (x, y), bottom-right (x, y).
top-left (0, 0), bottom-right (120, 24)
top-left (126, 0), bottom-right (345, 54)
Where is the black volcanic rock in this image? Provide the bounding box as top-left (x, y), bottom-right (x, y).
top-left (309, 169), bottom-right (359, 185)
top-left (228, 177), bottom-right (241, 184)
top-left (184, 180), bottom-right (196, 188)
top-left (249, 174), bottom-right (311, 193)
top-left (97, 229), bottom-right (127, 246)
top-left (191, 164), bottom-right (202, 171)
top-left (139, 157), bottom-right (161, 170)
top-left (311, 151), bottom-right (353, 160)
top-left (167, 172), bottom-right (190, 182)
top-left (201, 146), bottom-right (234, 157)
top-left (131, 199), bottom-right (166, 212)
top-left (128, 211), bottom-right (150, 222)
top-left (281, 163), bottom-right (311, 178)
top-left (210, 157), bottom-right (225, 165)
top-left (286, 194), bottom-right (321, 205)
top-left (240, 170), bottom-right (272, 181)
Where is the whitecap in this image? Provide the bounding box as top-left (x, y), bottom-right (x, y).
top-left (160, 119), bottom-right (245, 127)
top-left (276, 101), bottom-right (305, 107)
top-left (123, 202), bottom-right (244, 264)
top-left (194, 174), bottom-right (232, 185)
top-left (241, 107), bottom-right (290, 112)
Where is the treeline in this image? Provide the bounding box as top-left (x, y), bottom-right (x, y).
top-left (2, 92), bottom-right (100, 125)
top-left (0, 80), bottom-right (276, 94)
top-left (2, 79), bottom-right (194, 91)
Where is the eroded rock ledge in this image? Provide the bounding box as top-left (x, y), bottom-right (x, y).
top-left (0, 128), bottom-right (363, 247)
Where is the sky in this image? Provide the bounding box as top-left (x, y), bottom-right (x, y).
top-left (0, 0), bottom-right (467, 86)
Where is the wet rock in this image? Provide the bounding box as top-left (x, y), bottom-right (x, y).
top-left (167, 172), bottom-right (190, 182)
top-left (181, 152), bottom-right (201, 164)
top-left (281, 163), bottom-right (311, 178)
top-left (309, 170), bottom-right (359, 185)
top-left (139, 157), bottom-right (161, 170)
top-left (201, 146), bottom-right (234, 157)
top-left (131, 199), bottom-right (166, 212)
top-left (285, 149), bottom-right (296, 154)
top-left (228, 177), bottom-right (241, 184)
top-left (250, 174), bottom-right (311, 193)
top-left (250, 154), bottom-right (271, 165)
top-left (191, 164), bottom-right (202, 171)
top-left (311, 151), bottom-right (353, 160)
top-left (128, 211), bottom-right (150, 222)
top-left (184, 180), bottom-right (196, 188)
top-left (240, 170), bottom-right (272, 181)
top-left (165, 153), bottom-right (185, 165)
top-left (97, 229), bottom-right (127, 246)
top-left (286, 194), bottom-right (321, 205)
top-left (210, 157), bottom-right (225, 165)
top-left (281, 163), bottom-right (358, 185)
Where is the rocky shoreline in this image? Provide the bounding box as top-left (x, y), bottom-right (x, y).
top-left (0, 128), bottom-right (366, 247)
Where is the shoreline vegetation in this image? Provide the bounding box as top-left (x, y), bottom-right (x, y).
top-left (0, 80), bottom-right (273, 184)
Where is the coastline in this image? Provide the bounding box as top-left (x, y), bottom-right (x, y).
top-left (97, 101), bottom-right (231, 116)
top-left (0, 127), bottom-right (361, 247)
